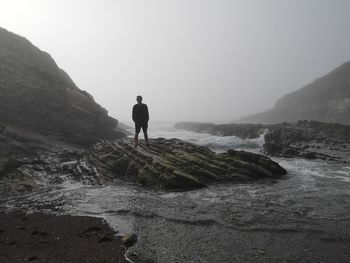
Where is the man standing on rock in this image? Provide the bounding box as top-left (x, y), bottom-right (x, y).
top-left (132, 95), bottom-right (149, 148)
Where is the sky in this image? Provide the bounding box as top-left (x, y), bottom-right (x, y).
top-left (1, 0), bottom-right (350, 123)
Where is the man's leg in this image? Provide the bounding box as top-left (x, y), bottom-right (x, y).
top-left (134, 132), bottom-right (139, 148)
top-left (144, 132), bottom-right (149, 146)
top-left (142, 124), bottom-right (149, 146)
top-left (135, 123), bottom-right (141, 148)
top-left (142, 123), bottom-right (149, 146)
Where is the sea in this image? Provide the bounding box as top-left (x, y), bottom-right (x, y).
top-left (2, 122), bottom-right (350, 262)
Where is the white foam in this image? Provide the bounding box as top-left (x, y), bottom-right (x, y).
top-left (277, 158), bottom-right (350, 183)
top-left (128, 122), bottom-right (265, 153)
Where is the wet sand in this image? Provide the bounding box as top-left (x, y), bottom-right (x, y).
top-left (0, 211), bottom-right (127, 263)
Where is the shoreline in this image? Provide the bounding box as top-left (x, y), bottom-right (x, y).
top-left (0, 210), bottom-right (128, 263)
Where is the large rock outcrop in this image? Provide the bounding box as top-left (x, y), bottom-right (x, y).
top-left (0, 138), bottom-right (287, 194)
top-left (240, 61), bottom-right (350, 125)
top-left (84, 138), bottom-right (287, 190)
top-left (0, 27), bottom-right (124, 145)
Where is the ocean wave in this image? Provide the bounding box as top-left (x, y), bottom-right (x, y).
top-left (140, 123), bottom-right (265, 153)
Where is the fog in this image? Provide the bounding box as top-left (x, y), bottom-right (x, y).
top-left (1, 0), bottom-right (350, 123)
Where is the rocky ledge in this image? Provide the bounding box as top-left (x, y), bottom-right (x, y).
top-left (263, 120), bottom-right (350, 162)
top-left (175, 121), bottom-right (350, 163)
top-left (0, 137), bottom-right (286, 194)
top-left (83, 138), bottom-right (287, 190)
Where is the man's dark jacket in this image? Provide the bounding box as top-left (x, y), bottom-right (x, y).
top-left (132, 103), bottom-right (149, 124)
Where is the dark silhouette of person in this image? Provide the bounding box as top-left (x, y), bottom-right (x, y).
top-left (132, 95), bottom-right (149, 148)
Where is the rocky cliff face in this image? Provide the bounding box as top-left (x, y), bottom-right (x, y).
top-left (0, 27), bottom-right (124, 145)
top-left (240, 62), bottom-right (350, 125)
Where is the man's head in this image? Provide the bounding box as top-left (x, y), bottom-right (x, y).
top-left (136, 95), bottom-right (143, 103)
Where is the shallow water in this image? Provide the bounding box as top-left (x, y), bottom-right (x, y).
top-left (1, 123), bottom-right (350, 262)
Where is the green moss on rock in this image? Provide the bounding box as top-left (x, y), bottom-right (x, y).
top-left (87, 138), bottom-right (287, 190)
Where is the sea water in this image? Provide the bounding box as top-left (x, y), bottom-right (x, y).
top-left (2, 122), bottom-right (350, 262)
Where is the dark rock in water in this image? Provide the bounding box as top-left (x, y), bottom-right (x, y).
top-left (175, 120), bottom-right (350, 163)
top-left (263, 120), bottom-right (350, 162)
top-left (84, 138), bottom-right (286, 190)
top-left (0, 135), bottom-right (286, 194)
top-left (0, 124), bottom-right (86, 195)
top-left (175, 122), bottom-right (266, 139)
top-left (0, 27), bottom-right (125, 146)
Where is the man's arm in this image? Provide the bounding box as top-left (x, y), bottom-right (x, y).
top-left (132, 105), bottom-right (136, 123)
top-left (145, 105), bottom-right (149, 122)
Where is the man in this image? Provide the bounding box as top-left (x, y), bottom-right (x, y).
top-left (132, 95), bottom-right (149, 148)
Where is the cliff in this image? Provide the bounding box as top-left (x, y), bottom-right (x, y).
top-left (0, 27), bottom-right (125, 145)
top-left (240, 62), bottom-right (350, 125)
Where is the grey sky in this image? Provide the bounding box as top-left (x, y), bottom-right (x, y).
top-left (1, 0), bottom-right (350, 123)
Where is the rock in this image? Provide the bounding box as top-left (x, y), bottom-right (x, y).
top-left (263, 121), bottom-right (350, 162)
top-left (85, 138), bottom-right (287, 190)
top-left (0, 27), bottom-right (126, 146)
top-left (176, 120), bottom-right (350, 163)
top-left (121, 233), bottom-right (138, 247)
top-left (175, 122), bottom-right (266, 139)
top-left (0, 27), bottom-right (128, 195)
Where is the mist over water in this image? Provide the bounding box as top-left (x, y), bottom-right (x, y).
top-left (2, 123), bottom-right (350, 262)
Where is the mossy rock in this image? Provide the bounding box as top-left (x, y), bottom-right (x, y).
top-left (87, 138), bottom-right (287, 190)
